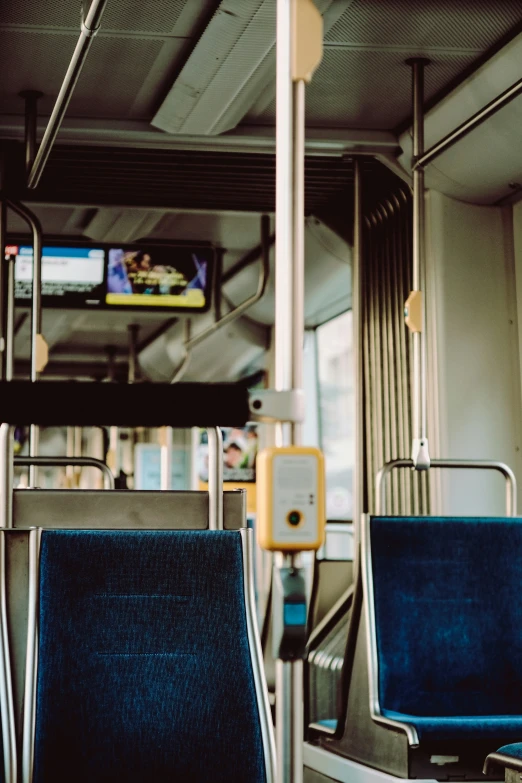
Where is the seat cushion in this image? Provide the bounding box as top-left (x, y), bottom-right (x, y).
top-left (317, 719), bottom-right (338, 730)
top-left (370, 517), bottom-right (522, 742)
top-left (34, 529), bottom-right (266, 783)
top-left (383, 711), bottom-right (522, 742)
top-left (495, 743), bottom-right (522, 759)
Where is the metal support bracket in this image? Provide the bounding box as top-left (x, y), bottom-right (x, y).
top-left (291, 0), bottom-right (323, 83)
top-left (249, 389), bottom-right (305, 424)
top-left (404, 290), bottom-right (422, 333)
top-left (411, 437), bottom-right (430, 470)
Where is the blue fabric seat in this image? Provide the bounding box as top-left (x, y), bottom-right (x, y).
top-left (33, 529), bottom-right (267, 783)
top-left (317, 719), bottom-right (338, 730)
top-left (370, 516), bottom-right (522, 742)
top-left (484, 743), bottom-right (522, 774)
top-left (493, 743), bottom-right (522, 759)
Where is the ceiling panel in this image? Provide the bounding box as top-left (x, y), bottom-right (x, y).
top-left (248, 48), bottom-right (478, 129)
top-left (245, 0), bottom-right (522, 130)
top-left (0, 31), bottom-right (170, 119)
top-left (1, 0), bottom-right (186, 34)
top-left (326, 0), bottom-right (522, 50)
top-left (0, 0), bottom-right (221, 121)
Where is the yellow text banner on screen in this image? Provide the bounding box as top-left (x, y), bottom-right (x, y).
top-left (106, 290), bottom-right (205, 307)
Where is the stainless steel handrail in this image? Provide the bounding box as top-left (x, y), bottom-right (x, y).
top-left (207, 427), bottom-right (224, 530)
top-left (27, 0), bottom-right (108, 189)
top-left (415, 76), bottom-right (522, 170)
top-left (375, 458), bottom-right (517, 517)
top-left (14, 457), bottom-right (115, 490)
top-left (5, 199), bottom-right (43, 487)
top-left (169, 214), bottom-right (271, 384)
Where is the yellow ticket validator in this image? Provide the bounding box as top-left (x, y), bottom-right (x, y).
top-left (257, 446), bottom-right (326, 552)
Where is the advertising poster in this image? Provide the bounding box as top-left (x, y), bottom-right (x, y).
top-left (198, 426), bottom-right (258, 484)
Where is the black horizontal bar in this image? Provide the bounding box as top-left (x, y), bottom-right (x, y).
top-left (0, 382), bottom-right (250, 428)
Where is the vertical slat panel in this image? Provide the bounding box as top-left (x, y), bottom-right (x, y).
top-left (362, 187), bottom-right (429, 516)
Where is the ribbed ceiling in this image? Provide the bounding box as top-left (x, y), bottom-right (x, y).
top-left (245, 0), bottom-right (522, 129)
top-left (325, 0), bottom-right (522, 49)
top-left (10, 145), bottom-right (399, 217)
top-left (0, 0), bottom-right (220, 119)
top-left (2, 0), bottom-right (186, 30)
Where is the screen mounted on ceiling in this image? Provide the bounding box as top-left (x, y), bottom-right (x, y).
top-left (105, 245), bottom-right (212, 311)
top-left (6, 242), bottom-right (214, 312)
top-left (10, 245), bottom-right (105, 307)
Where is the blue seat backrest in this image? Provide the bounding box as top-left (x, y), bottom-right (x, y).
top-left (370, 517), bottom-right (522, 718)
top-left (34, 529), bottom-right (266, 783)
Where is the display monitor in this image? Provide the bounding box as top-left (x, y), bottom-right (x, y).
top-left (6, 241), bottom-right (213, 312)
top-left (10, 245), bottom-right (105, 307)
top-left (105, 245), bottom-right (212, 311)
top-left (198, 426), bottom-right (258, 484)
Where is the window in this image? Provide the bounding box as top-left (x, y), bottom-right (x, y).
top-left (316, 311), bottom-right (354, 520)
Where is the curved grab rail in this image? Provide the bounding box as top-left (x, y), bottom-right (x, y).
top-left (169, 214), bottom-right (271, 384)
top-left (375, 458), bottom-right (517, 517)
top-left (14, 456), bottom-right (115, 491)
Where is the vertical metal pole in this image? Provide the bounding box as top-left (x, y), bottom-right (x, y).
top-left (5, 257), bottom-right (14, 384)
top-left (106, 347), bottom-right (120, 479)
top-left (275, 2), bottom-right (298, 775)
top-left (407, 58), bottom-right (430, 469)
top-left (128, 325), bottom-right (139, 488)
top-left (0, 200), bottom-right (6, 381)
top-left (207, 426), bottom-right (223, 530)
top-left (0, 426), bottom-right (12, 530)
top-left (160, 426), bottom-right (173, 491)
top-left (291, 79), bottom-right (306, 447)
top-left (353, 160), bottom-right (364, 525)
top-left (190, 427), bottom-right (200, 491)
top-left (66, 427), bottom-right (75, 487)
top-left (275, 0), bottom-right (323, 779)
top-left (128, 324), bottom-right (139, 384)
top-left (20, 90), bottom-right (42, 177)
top-left (3, 253), bottom-right (15, 524)
top-left (275, 0), bottom-right (294, 449)
top-left (0, 527), bottom-right (17, 783)
top-left (5, 201), bottom-right (43, 486)
top-left (22, 526), bottom-right (41, 783)
top-left (74, 425), bottom-right (82, 487)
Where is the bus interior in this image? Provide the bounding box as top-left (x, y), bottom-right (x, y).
top-left (2, 1), bottom-right (522, 782)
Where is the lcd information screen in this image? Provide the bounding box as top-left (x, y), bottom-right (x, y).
top-left (10, 245), bottom-right (105, 307)
top-left (106, 246), bottom-right (211, 310)
top-left (198, 426), bottom-right (258, 484)
top-left (5, 242), bottom-right (213, 312)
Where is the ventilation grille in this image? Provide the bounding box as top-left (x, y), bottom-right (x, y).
top-left (2, 0), bottom-right (187, 34)
top-left (0, 0), bottom-right (221, 121)
top-left (249, 49), bottom-right (479, 129)
top-left (326, 0), bottom-right (522, 49)
top-left (0, 31), bottom-right (174, 120)
top-left (12, 146), bottom-right (399, 216)
top-left (246, 0), bottom-right (522, 130)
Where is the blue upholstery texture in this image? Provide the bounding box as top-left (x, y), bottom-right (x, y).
top-left (496, 743), bottom-right (522, 759)
top-left (317, 719), bottom-right (338, 730)
top-left (370, 516), bottom-right (522, 742)
top-left (34, 530), bottom-right (266, 783)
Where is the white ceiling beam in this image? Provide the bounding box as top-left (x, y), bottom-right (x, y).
top-left (0, 115), bottom-right (399, 156)
top-left (151, 0), bottom-right (335, 137)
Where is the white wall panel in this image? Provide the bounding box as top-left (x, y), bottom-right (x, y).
top-left (427, 191), bottom-right (522, 514)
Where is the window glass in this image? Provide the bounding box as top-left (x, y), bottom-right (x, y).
top-left (317, 311), bottom-right (353, 520)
